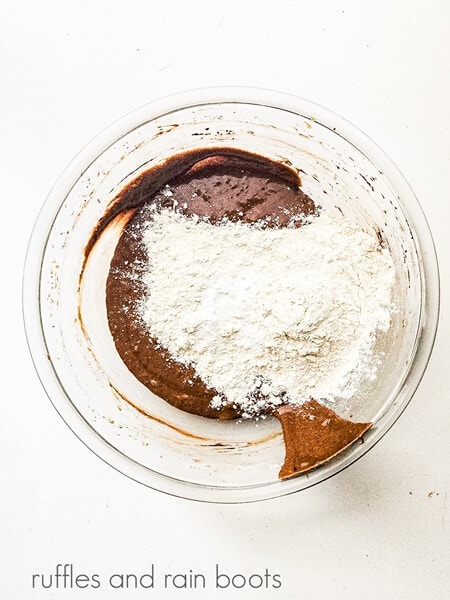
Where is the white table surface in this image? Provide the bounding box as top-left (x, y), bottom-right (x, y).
top-left (1, 1), bottom-right (449, 598)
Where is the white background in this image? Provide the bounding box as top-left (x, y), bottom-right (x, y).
top-left (1, 1), bottom-right (449, 598)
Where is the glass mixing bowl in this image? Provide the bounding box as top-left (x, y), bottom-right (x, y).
top-left (23, 87), bottom-right (439, 502)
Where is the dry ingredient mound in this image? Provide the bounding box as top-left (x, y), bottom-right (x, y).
top-left (139, 206), bottom-right (395, 418)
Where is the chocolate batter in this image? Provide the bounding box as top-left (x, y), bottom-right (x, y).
top-left (275, 401), bottom-right (372, 479)
top-left (104, 149), bottom-right (315, 420)
top-left (87, 148), bottom-right (371, 478)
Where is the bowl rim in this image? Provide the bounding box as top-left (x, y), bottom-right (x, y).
top-left (22, 86), bottom-right (440, 503)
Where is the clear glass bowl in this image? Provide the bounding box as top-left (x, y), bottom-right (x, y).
top-left (23, 87), bottom-right (439, 502)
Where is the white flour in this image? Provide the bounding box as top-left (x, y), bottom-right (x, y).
top-left (139, 206), bottom-right (395, 417)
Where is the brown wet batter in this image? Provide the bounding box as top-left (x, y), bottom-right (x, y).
top-left (88, 148), bottom-right (371, 478)
top-left (104, 149), bottom-right (315, 420)
top-left (275, 401), bottom-right (372, 479)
